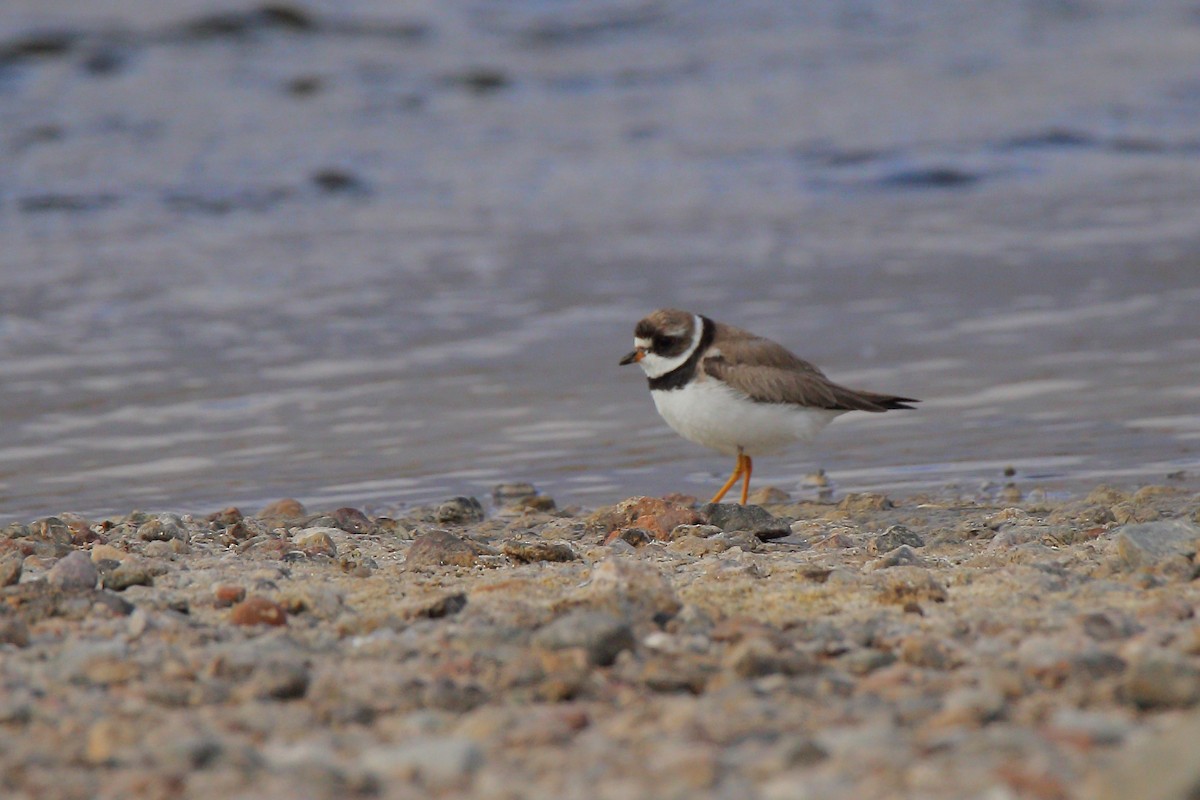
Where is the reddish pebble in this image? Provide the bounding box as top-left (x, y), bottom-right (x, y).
top-left (213, 584), bottom-right (247, 606)
top-left (258, 498), bottom-right (306, 519)
top-left (229, 596), bottom-right (287, 626)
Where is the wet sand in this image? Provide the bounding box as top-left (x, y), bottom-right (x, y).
top-left (3, 483), bottom-right (1200, 799)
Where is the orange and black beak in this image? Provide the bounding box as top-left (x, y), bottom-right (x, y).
top-left (619, 348), bottom-right (645, 366)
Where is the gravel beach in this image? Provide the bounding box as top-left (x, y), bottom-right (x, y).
top-left (4, 482), bottom-right (1200, 799)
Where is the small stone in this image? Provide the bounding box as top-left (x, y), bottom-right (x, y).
top-left (244, 660), bottom-right (310, 701)
top-left (574, 557), bottom-right (681, 620)
top-left (1114, 520), bottom-right (1200, 572)
top-left (837, 493), bottom-right (893, 513)
top-left (839, 647), bottom-right (897, 675)
top-left (213, 584), bottom-right (246, 606)
top-left (534, 610), bottom-right (635, 666)
top-left (502, 540), bottom-right (578, 563)
top-left (1080, 611), bottom-right (1142, 641)
top-left (591, 497), bottom-right (704, 541)
top-left (0, 553), bottom-right (22, 587)
top-left (868, 525), bottom-right (925, 554)
top-left (229, 596), bottom-right (288, 627)
top-left (402, 592), bottom-right (467, 620)
top-left (874, 567), bottom-right (948, 605)
top-left (136, 516), bottom-right (187, 542)
top-left (406, 531), bottom-right (478, 569)
top-left (435, 497), bottom-right (485, 525)
top-left (47, 551), bottom-right (98, 590)
top-left (747, 486), bottom-right (790, 504)
top-left (604, 527), bottom-right (652, 547)
top-left (1087, 709), bottom-right (1200, 800)
top-left (89, 544), bottom-right (127, 563)
top-left (724, 636), bottom-right (814, 678)
top-left (898, 635), bottom-right (963, 670)
top-left (207, 506), bottom-right (243, 526)
top-left (493, 482), bottom-right (539, 505)
top-left (331, 507), bottom-right (373, 534)
top-left (670, 524), bottom-right (724, 540)
top-left (1125, 649), bottom-right (1200, 709)
top-left (865, 544), bottom-right (927, 571)
top-left (360, 737), bottom-right (483, 787)
top-left (0, 616), bottom-right (29, 647)
top-left (100, 562), bottom-right (154, 591)
top-left (698, 503), bottom-right (790, 540)
top-left (295, 527), bottom-right (338, 557)
top-left (931, 687), bottom-right (1006, 728)
top-left (258, 498), bottom-right (307, 520)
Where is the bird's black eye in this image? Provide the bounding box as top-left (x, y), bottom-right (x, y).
top-left (652, 334), bottom-right (674, 352)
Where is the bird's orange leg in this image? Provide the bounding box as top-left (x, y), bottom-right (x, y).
top-left (710, 449), bottom-right (747, 504)
top-left (739, 455), bottom-right (753, 505)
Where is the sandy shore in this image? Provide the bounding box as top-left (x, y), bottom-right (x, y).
top-left (3, 483), bottom-right (1200, 799)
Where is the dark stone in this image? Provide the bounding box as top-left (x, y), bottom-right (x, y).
top-left (698, 504), bottom-right (790, 540)
top-left (435, 497), bottom-right (485, 525)
top-left (869, 525), bottom-right (925, 554)
top-left (331, 507), bottom-right (374, 534)
top-left (100, 562), bottom-right (154, 591)
top-left (404, 592), bottom-right (467, 619)
top-left (534, 610), bottom-right (635, 666)
top-left (502, 540), bottom-right (578, 563)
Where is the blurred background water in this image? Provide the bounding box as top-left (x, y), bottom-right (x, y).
top-left (1, 0), bottom-right (1199, 519)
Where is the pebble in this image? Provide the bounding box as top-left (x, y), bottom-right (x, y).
top-left (100, 561), bottom-right (154, 591)
top-left (435, 497), bottom-right (485, 525)
top-left (502, 540), bottom-right (578, 563)
top-left (1089, 709), bottom-right (1200, 800)
top-left (0, 616), bottom-right (29, 647)
top-left (0, 552), bottom-right (22, 587)
top-left (837, 493), bottom-right (893, 513)
top-left (360, 736), bottom-right (483, 788)
top-left (47, 550), bottom-right (98, 590)
top-left (868, 525), bottom-right (925, 554)
top-left (1114, 519), bottom-right (1200, 573)
top-left (590, 496), bottom-right (703, 541)
top-left (698, 503), bottom-right (791, 540)
top-left (331, 507), bottom-right (373, 534)
top-left (865, 544), bottom-right (927, 570)
top-left (1125, 649), bottom-right (1200, 709)
top-left (604, 527), bottom-right (652, 547)
top-left (406, 531), bottom-right (479, 569)
top-left (533, 610), bottom-right (634, 666)
top-left (295, 527), bottom-right (339, 557)
top-left (136, 515), bottom-right (188, 542)
top-left (258, 498), bottom-right (307, 520)
top-left (229, 596), bottom-right (288, 627)
top-left (574, 556), bottom-right (681, 620)
top-left (873, 567), bottom-right (948, 605)
top-left (493, 482), bottom-right (539, 506)
top-left (213, 583), bottom-right (247, 606)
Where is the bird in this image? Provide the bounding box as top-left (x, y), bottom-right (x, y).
top-left (619, 308), bottom-right (917, 505)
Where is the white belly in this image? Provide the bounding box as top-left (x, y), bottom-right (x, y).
top-left (650, 379), bottom-right (843, 457)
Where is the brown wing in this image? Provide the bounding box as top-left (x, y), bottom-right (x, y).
top-left (704, 324), bottom-right (917, 411)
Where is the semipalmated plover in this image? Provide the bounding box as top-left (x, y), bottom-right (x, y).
top-left (620, 308), bottom-right (917, 504)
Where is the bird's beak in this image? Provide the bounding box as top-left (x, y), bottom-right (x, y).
top-left (619, 348), bottom-right (645, 366)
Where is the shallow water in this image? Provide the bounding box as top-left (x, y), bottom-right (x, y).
top-left (2, 0), bottom-right (1199, 519)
